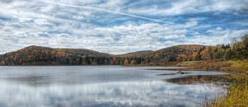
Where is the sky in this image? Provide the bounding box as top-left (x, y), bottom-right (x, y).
top-left (0, 0), bottom-right (248, 54)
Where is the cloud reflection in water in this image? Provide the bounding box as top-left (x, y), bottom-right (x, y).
top-left (0, 80), bottom-right (225, 107)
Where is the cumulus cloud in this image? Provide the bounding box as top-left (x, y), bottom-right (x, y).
top-left (0, 0), bottom-right (248, 54)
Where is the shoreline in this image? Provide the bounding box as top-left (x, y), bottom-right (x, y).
top-left (176, 60), bottom-right (248, 107)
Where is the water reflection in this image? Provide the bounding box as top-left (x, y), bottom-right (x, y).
top-left (0, 80), bottom-right (226, 107)
top-left (0, 66), bottom-right (227, 107)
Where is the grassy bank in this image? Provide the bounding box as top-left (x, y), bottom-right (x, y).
top-left (210, 80), bottom-right (248, 107)
top-left (178, 60), bottom-right (248, 107)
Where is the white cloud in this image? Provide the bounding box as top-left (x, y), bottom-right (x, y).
top-left (128, 0), bottom-right (248, 16)
top-left (0, 22), bottom-right (189, 54)
top-left (0, 0), bottom-right (247, 54)
top-left (188, 29), bottom-right (248, 45)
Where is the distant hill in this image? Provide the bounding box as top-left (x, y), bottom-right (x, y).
top-left (113, 45), bottom-right (210, 65)
top-left (116, 50), bottom-right (154, 57)
top-left (152, 45), bottom-right (208, 61)
top-left (0, 45), bottom-right (211, 65)
top-left (0, 45), bottom-right (112, 65)
top-left (0, 34), bottom-right (247, 66)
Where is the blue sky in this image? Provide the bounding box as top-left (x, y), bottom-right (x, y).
top-left (0, 0), bottom-right (248, 54)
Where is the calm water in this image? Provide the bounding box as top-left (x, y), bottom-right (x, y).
top-left (0, 66), bottom-right (226, 107)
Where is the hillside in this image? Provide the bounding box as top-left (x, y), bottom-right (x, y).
top-left (116, 50), bottom-right (154, 57)
top-left (0, 46), bottom-right (112, 65)
top-left (113, 45), bottom-right (210, 65)
top-left (0, 45), bottom-right (208, 65)
top-left (0, 34), bottom-right (247, 66)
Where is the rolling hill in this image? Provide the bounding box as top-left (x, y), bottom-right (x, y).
top-left (0, 45), bottom-right (112, 65)
top-left (1, 40), bottom-right (246, 65)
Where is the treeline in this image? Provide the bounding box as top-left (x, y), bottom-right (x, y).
top-left (0, 34), bottom-right (247, 65)
top-left (113, 34), bottom-right (248, 65)
top-left (208, 35), bottom-right (248, 60)
top-left (113, 45), bottom-right (207, 65)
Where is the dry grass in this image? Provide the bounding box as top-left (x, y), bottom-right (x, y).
top-left (227, 60), bottom-right (248, 74)
top-left (178, 60), bottom-right (248, 107)
top-left (210, 76), bottom-right (248, 107)
top-left (177, 60), bottom-right (231, 71)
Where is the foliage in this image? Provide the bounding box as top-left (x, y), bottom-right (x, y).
top-left (117, 34), bottom-right (248, 65)
top-left (0, 34), bottom-right (247, 65)
top-left (0, 46), bottom-right (112, 65)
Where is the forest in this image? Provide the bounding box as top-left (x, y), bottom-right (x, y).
top-left (114, 34), bottom-right (248, 65)
top-left (0, 34), bottom-right (247, 65)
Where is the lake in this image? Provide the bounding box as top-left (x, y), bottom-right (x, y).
top-left (0, 66), bottom-right (227, 107)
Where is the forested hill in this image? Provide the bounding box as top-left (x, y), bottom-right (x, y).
top-left (0, 34), bottom-right (247, 65)
top-left (114, 34), bottom-right (248, 65)
top-left (116, 50), bottom-right (154, 57)
top-left (0, 46), bottom-right (112, 65)
top-left (0, 45), bottom-right (209, 65)
top-left (113, 45), bottom-right (211, 65)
